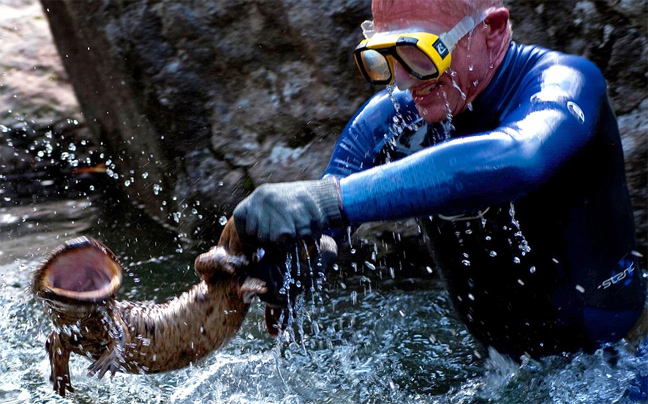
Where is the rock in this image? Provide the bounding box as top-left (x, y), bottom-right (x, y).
top-left (619, 99), bottom-right (648, 258)
top-left (0, 0), bottom-right (80, 125)
top-left (38, 0), bottom-right (374, 243)
top-left (0, 0), bottom-right (103, 205)
top-left (22, 0), bottom-right (648, 256)
top-left (503, 0), bottom-right (648, 113)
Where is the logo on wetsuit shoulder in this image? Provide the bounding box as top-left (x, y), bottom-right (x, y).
top-left (567, 101), bottom-right (585, 124)
top-left (598, 258), bottom-right (636, 290)
top-left (433, 39), bottom-right (450, 59)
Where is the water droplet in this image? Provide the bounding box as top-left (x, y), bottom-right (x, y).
top-left (489, 251), bottom-right (497, 257)
top-left (450, 75), bottom-right (467, 100)
top-left (462, 260), bottom-right (471, 266)
top-left (513, 257), bottom-right (521, 264)
top-left (218, 216), bottom-right (227, 226)
top-left (529, 266), bottom-right (536, 273)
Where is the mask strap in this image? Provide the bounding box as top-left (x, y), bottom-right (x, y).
top-left (440, 9), bottom-right (489, 51)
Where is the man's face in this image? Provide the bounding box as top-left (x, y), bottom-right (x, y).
top-left (372, 0), bottom-right (489, 123)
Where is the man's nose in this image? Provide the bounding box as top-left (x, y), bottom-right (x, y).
top-left (392, 60), bottom-right (421, 90)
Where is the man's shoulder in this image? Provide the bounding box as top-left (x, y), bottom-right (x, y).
top-left (515, 42), bottom-right (605, 84)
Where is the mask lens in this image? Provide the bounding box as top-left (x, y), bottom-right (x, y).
top-left (396, 45), bottom-right (438, 77)
top-left (359, 50), bottom-right (392, 82)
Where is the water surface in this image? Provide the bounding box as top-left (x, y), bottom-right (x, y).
top-left (0, 197), bottom-right (644, 403)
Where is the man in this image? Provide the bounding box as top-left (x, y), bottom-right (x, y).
top-left (233, 0), bottom-right (645, 363)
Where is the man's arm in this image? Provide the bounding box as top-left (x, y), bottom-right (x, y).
top-left (337, 56), bottom-right (608, 224)
top-left (324, 88), bottom-right (421, 178)
top-left (234, 55), bottom-right (609, 243)
top-left (233, 89), bottom-right (418, 243)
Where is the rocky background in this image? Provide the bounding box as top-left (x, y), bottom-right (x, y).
top-left (1, 0), bottom-right (646, 263)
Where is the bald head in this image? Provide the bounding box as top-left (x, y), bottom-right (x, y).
top-left (369, 0), bottom-right (513, 123)
top-left (373, 0), bottom-right (506, 31)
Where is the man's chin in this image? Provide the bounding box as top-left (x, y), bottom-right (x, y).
top-left (415, 103), bottom-right (451, 123)
top-left (412, 89), bottom-right (453, 123)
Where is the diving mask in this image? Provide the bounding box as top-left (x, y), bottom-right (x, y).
top-left (354, 12), bottom-right (487, 85)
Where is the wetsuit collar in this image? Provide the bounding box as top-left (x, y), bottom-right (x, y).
top-left (452, 41), bottom-right (549, 135)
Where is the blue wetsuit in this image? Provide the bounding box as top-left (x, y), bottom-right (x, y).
top-left (324, 42), bottom-right (645, 359)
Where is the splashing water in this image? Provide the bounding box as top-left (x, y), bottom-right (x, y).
top-left (508, 202), bottom-right (532, 259)
top-left (439, 89), bottom-right (456, 134)
top-left (448, 70), bottom-right (467, 101)
top-left (378, 85), bottom-right (426, 162)
top-left (0, 198), bottom-right (646, 403)
top-left (466, 28), bottom-right (475, 73)
top-left (386, 85), bottom-right (422, 133)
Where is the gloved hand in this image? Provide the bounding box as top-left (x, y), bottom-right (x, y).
top-left (233, 177), bottom-right (345, 245)
top-left (244, 235), bottom-right (338, 336)
top-left (245, 235), bottom-right (338, 307)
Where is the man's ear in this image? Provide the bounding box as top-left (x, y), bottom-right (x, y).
top-left (484, 8), bottom-right (510, 48)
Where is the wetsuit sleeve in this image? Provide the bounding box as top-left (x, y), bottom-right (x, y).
top-left (323, 89), bottom-right (420, 178)
top-left (335, 56), bottom-right (609, 224)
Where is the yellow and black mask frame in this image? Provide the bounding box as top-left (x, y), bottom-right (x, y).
top-left (353, 12), bottom-right (488, 85)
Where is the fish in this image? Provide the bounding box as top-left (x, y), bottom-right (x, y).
top-left (31, 218), bottom-right (273, 397)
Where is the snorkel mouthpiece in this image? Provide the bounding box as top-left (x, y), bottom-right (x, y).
top-left (361, 20), bottom-right (375, 39)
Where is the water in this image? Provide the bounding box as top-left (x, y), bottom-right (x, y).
top-left (0, 196), bottom-right (646, 403)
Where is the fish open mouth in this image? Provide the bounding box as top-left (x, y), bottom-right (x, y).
top-left (34, 237), bottom-right (122, 303)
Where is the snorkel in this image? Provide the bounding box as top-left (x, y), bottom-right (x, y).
top-left (438, 10), bottom-right (489, 53)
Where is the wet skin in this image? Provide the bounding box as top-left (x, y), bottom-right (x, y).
top-left (371, 0), bottom-right (510, 123)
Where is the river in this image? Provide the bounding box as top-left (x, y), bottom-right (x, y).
top-left (0, 194), bottom-right (645, 403)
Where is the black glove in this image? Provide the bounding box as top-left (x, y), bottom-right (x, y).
top-left (233, 177), bottom-right (345, 245)
top-left (244, 235), bottom-right (338, 307)
top-left (244, 235), bottom-right (338, 336)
